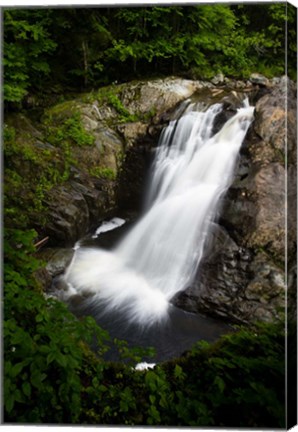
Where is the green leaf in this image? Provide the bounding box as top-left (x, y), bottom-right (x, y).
top-left (39, 345), bottom-right (51, 354)
top-left (148, 404), bottom-right (161, 423)
top-left (149, 394), bottom-right (156, 404)
top-left (47, 351), bottom-right (56, 365)
top-left (14, 389), bottom-right (25, 403)
top-left (11, 362), bottom-right (26, 377)
top-left (30, 370), bottom-right (47, 388)
top-left (5, 394), bottom-right (15, 413)
top-left (35, 314), bottom-right (44, 323)
top-left (56, 352), bottom-right (67, 368)
top-left (22, 382), bottom-right (31, 397)
top-left (214, 375), bottom-right (225, 393)
top-left (174, 364), bottom-right (183, 379)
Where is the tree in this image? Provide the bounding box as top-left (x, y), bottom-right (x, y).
top-left (232, 3), bottom-right (296, 78)
top-left (3, 9), bottom-right (56, 103)
top-left (48, 9), bottom-right (112, 88)
top-left (3, 4), bottom-right (295, 108)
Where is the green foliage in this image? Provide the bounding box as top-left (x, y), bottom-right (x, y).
top-left (4, 123), bottom-right (64, 229)
top-left (4, 228), bottom-right (110, 423)
top-left (107, 93), bottom-right (138, 123)
top-left (44, 112), bottom-right (94, 148)
top-left (232, 3), bottom-right (296, 79)
top-left (62, 113), bottom-right (95, 147)
top-left (42, 111), bottom-right (95, 181)
top-left (4, 225), bottom-right (286, 427)
top-left (4, 4), bottom-right (295, 108)
top-left (4, 9), bottom-right (56, 103)
top-left (78, 320), bottom-right (286, 427)
top-left (89, 85), bottom-right (140, 123)
top-left (3, 110), bottom-right (97, 232)
top-left (104, 5), bottom-right (237, 77)
top-left (3, 124), bottom-right (17, 156)
top-left (89, 166), bottom-right (116, 180)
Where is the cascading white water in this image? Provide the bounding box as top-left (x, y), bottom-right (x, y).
top-left (63, 100), bottom-right (254, 327)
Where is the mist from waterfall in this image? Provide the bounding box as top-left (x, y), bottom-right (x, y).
top-left (63, 99), bottom-right (254, 327)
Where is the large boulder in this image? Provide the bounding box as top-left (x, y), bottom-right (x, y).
top-left (174, 225), bottom-right (285, 324)
top-left (119, 77), bottom-right (212, 119)
top-left (249, 73), bottom-right (270, 87)
top-left (43, 175), bottom-right (116, 246)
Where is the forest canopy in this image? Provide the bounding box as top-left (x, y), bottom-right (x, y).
top-left (3, 3), bottom-right (297, 106)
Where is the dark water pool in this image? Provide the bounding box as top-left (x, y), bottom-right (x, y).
top-left (66, 293), bottom-right (231, 363)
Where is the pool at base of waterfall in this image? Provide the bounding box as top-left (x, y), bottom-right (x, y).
top-left (54, 217), bottom-right (232, 363)
top-left (66, 291), bottom-right (232, 362)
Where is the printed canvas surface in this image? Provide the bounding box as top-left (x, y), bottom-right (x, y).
top-left (3, 1), bottom-right (297, 429)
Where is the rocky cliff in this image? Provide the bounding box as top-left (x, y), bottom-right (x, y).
top-left (174, 76), bottom-right (296, 324)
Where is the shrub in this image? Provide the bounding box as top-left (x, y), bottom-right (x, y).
top-left (4, 229), bottom-right (111, 423)
top-left (4, 225), bottom-right (286, 427)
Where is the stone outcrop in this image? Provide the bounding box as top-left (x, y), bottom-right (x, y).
top-left (41, 77), bottom-right (220, 239)
top-left (8, 77), bottom-right (212, 247)
top-left (37, 247), bottom-right (75, 278)
top-left (44, 175), bottom-right (116, 246)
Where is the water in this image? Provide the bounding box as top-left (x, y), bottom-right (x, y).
top-left (60, 99), bottom-right (254, 360)
top-left (92, 217), bottom-right (126, 238)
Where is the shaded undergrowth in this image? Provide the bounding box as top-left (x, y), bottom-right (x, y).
top-left (4, 228), bottom-right (286, 427)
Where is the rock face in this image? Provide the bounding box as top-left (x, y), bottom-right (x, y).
top-left (44, 177), bottom-right (116, 246)
top-left (8, 77), bottom-right (212, 247)
top-left (174, 76), bottom-right (296, 324)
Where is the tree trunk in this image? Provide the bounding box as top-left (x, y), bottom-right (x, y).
top-left (133, 57), bottom-right (137, 74)
top-left (82, 40), bottom-right (89, 87)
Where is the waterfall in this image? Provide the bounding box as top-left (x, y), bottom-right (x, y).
top-left (63, 100), bottom-right (254, 328)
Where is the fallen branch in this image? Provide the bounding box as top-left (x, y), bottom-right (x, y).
top-left (34, 236), bottom-right (49, 249)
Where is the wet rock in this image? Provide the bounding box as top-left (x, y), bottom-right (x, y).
top-left (174, 225), bottom-right (285, 324)
top-left (271, 77), bottom-right (281, 86)
top-left (34, 267), bottom-right (52, 292)
top-left (246, 163), bottom-right (285, 259)
top-left (222, 79), bottom-right (296, 259)
top-left (220, 162), bottom-right (286, 261)
top-left (117, 122), bottom-right (148, 148)
top-left (37, 247), bottom-right (74, 277)
top-left (288, 266), bottom-right (297, 323)
top-left (116, 144), bottom-right (153, 212)
top-left (44, 185), bottom-right (90, 246)
top-left (235, 80), bottom-right (247, 89)
top-left (254, 103), bottom-right (286, 154)
top-left (174, 77), bottom-right (296, 324)
top-left (287, 164), bottom-right (297, 263)
top-left (43, 175), bottom-right (116, 246)
top-left (81, 101), bottom-right (117, 123)
top-left (93, 126), bottom-right (123, 172)
top-left (249, 73), bottom-right (270, 86)
top-left (211, 73), bottom-right (225, 85)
